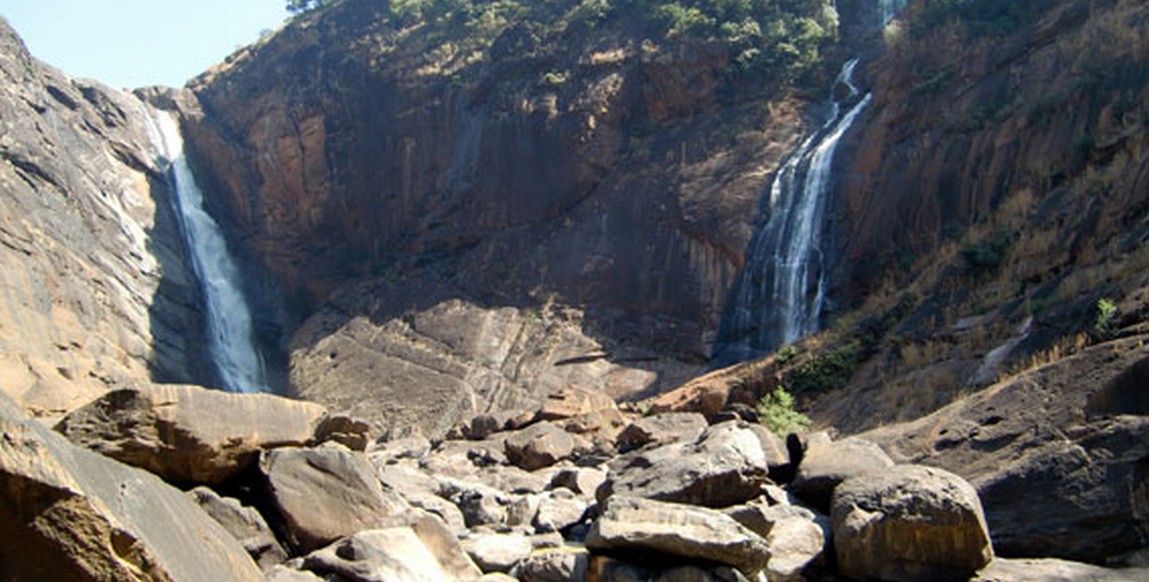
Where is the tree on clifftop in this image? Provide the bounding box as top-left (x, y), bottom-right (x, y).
top-left (287, 0), bottom-right (329, 14)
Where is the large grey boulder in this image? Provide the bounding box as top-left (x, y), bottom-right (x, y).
top-left (461, 532), bottom-right (533, 573)
top-left (260, 444), bottom-right (409, 552)
top-left (300, 514), bottom-right (482, 582)
top-left (725, 500), bottom-right (827, 581)
top-left (832, 464), bottom-right (994, 582)
top-left (586, 496), bottom-right (771, 576)
top-left (0, 391), bottom-right (264, 581)
top-left (790, 434), bottom-right (894, 512)
top-left (601, 420), bottom-right (771, 507)
top-left (54, 384), bottom-right (329, 484)
top-left (188, 486), bottom-right (287, 569)
top-left (533, 488), bottom-right (589, 533)
top-left (504, 421), bottom-right (579, 470)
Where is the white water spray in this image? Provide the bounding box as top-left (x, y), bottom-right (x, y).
top-left (713, 60), bottom-right (872, 364)
top-left (145, 109), bottom-right (269, 393)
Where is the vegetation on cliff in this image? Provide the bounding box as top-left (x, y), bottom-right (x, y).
top-left (285, 0), bottom-right (837, 84)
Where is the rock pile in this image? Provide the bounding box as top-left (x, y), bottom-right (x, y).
top-left (4, 383), bottom-right (1147, 581)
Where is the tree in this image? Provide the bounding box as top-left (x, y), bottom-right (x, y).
top-left (287, 0), bottom-right (328, 14)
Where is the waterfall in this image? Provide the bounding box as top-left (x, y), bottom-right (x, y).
top-left (145, 108), bottom-right (269, 393)
top-left (712, 59), bottom-right (872, 366)
top-left (880, 0), bottom-right (908, 25)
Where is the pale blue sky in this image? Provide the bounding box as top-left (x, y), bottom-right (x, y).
top-left (2, 1), bottom-right (289, 89)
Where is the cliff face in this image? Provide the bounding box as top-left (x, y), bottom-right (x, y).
top-left (835, 0), bottom-right (1149, 301)
top-left (185, 1), bottom-right (810, 355)
top-left (182, 0), bottom-right (853, 435)
top-left (803, 0), bottom-right (1149, 433)
top-left (0, 18), bottom-right (207, 415)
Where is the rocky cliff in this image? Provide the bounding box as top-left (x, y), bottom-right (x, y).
top-left (180, 0), bottom-right (867, 436)
top-left (0, 18), bottom-right (208, 416)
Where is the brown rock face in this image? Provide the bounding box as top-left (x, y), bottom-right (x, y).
top-left (177, 0), bottom-right (818, 425)
top-left (0, 391), bottom-right (264, 582)
top-left (833, 0), bottom-right (1149, 305)
top-left (0, 18), bottom-right (209, 415)
top-left (54, 383), bottom-right (329, 484)
top-left (864, 337), bottom-right (1149, 563)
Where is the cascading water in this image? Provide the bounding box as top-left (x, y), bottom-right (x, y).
top-left (880, 0), bottom-right (908, 25)
top-left (712, 59), bottom-right (872, 366)
top-left (145, 108), bottom-right (269, 393)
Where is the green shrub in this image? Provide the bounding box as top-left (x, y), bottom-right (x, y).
top-left (788, 346), bottom-right (858, 394)
top-left (961, 230), bottom-right (1013, 275)
top-left (1095, 297), bottom-right (1119, 338)
top-left (756, 386), bottom-right (811, 435)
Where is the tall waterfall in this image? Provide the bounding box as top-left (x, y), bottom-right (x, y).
top-left (712, 60), bottom-right (872, 366)
top-left (145, 109), bottom-right (269, 393)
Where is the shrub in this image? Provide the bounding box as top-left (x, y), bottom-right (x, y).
top-left (788, 345), bottom-right (858, 394)
top-left (757, 386), bottom-right (811, 435)
top-left (1094, 297), bottom-right (1118, 338)
top-left (961, 230), bottom-right (1013, 275)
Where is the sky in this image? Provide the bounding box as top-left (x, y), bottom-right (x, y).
top-left (2, 0), bottom-right (290, 89)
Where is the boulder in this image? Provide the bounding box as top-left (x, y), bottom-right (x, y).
top-left (725, 501), bottom-right (828, 582)
top-left (505, 422), bottom-right (578, 470)
top-left (832, 464), bottom-right (994, 582)
top-left (461, 532), bottom-right (533, 573)
top-left (54, 384), bottom-right (328, 484)
top-left (588, 555), bottom-right (653, 582)
top-left (439, 477), bottom-right (512, 528)
top-left (260, 444), bottom-right (409, 552)
top-left (188, 486), bottom-right (287, 569)
top-left (0, 391), bottom-right (264, 581)
top-left (312, 414), bottom-right (371, 451)
top-left (601, 420), bottom-right (770, 507)
top-left (264, 565), bottom-right (326, 582)
top-left (512, 547), bottom-right (591, 582)
top-left (586, 496), bottom-right (771, 576)
top-left (790, 434), bottom-right (894, 512)
top-left (537, 386), bottom-right (619, 422)
top-left (368, 434), bottom-right (432, 462)
top-left (533, 489), bottom-right (589, 533)
top-left (863, 344), bottom-right (1149, 563)
top-left (300, 514), bottom-right (482, 582)
top-left (616, 412), bottom-right (709, 452)
top-left (375, 463), bottom-right (468, 533)
top-left (550, 466), bottom-right (608, 498)
top-left (972, 558), bottom-right (1149, 582)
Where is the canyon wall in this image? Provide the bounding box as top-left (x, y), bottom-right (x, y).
top-left (181, 0), bottom-right (856, 436)
top-left (0, 18), bottom-right (207, 415)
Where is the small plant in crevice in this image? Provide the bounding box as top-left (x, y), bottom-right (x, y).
top-left (756, 386), bottom-right (810, 436)
top-left (1094, 297), bottom-right (1119, 339)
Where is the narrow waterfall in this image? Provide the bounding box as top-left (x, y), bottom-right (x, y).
top-left (145, 109), bottom-right (269, 393)
top-left (880, 0), bottom-right (908, 25)
top-left (712, 60), bottom-right (872, 366)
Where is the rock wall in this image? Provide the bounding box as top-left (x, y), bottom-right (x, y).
top-left (833, 0), bottom-right (1149, 303)
top-left (183, 1), bottom-right (814, 358)
top-left (0, 18), bottom-right (207, 415)
top-left (179, 0), bottom-right (837, 433)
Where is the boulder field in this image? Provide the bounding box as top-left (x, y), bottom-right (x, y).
top-left (5, 382), bottom-right (1148, 582)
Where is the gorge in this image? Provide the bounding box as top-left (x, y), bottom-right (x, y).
top-left (2, 0), bottom-right (1149, 579)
